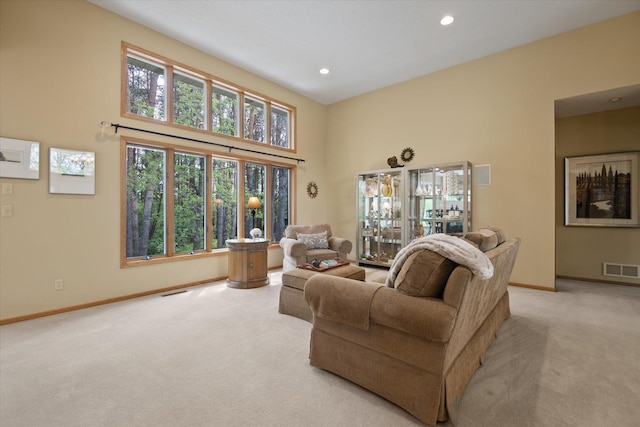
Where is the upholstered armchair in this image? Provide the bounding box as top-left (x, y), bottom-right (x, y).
top-left (279, 224), bottom-right (353, 272)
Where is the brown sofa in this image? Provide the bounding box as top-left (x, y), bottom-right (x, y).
top-left (279, 224), bottom-right (352, 272)
top-left (304, 228), bottom-right (520, 426)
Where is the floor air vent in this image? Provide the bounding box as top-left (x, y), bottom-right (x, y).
top-left (603, 263), bottom-right (640, 278)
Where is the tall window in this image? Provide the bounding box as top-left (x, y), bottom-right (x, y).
top-left (271, 106), bottom-right (290, 148)
top-left (125, 145), bottom-right (166, 258)
top-left (244, 162), bottom-right (266, 237)
top-left (271, 166), bottom-right (290, 242)
top-left (173, 72), bottom-right (205, 129)
top-left (173, 152), bottom-right (206, 253)
top-left (123, 140), bottom-right (294, 265)
top-left (212, 85), bottom-right (238, 137)
top-left (212, 158), bottom-right (239, 248)
top-left (244, 96), bottom-right (266, 143)
top-left (126, 56), bottom-right (166, 120)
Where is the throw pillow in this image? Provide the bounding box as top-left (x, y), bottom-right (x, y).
top-left (481, 226), bottom-right (506, 245)
top-left (297, 231), bottom-right (329, 250)
top-left (464, 229), bottom-right (498, 252)
top-left (394, 250), bottom-right (457, 298)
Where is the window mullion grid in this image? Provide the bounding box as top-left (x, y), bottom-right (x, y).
top-left (266, 101), bottom-right (272, 147)
top-left (288, 107), bottom-right (295, 151)
top-left (265, 164), bottom-right (272, 240)
top-left (205, 154), bottom-right (213, 251)
top-left (123, 44), bottom-right (295, 152)
top-left (205, 80), bottom-right (213, 132)
top-left (239, 92), bottom-right (246, 142)
top-left (238, 159), bottom-right (246, 240)
top-left (166, 149), bottom-right (175, 257)
top-left (166, 65), bottom-right (175, 125)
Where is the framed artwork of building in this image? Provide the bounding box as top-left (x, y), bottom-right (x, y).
top-left (565, 152), bottom-right (639, 227)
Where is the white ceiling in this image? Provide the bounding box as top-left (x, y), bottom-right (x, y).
top-left (88, 0), bottom-right (640, 106)
top-left (555, 84), bottom-right (640, 118)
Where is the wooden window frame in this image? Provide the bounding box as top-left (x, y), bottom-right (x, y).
top-left (120, 136), bottom-right (296, 268)
top-left (122, 42), bottom-right (296, 153)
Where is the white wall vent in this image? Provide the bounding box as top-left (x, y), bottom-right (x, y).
top-left (603, 263), bottom-right (640, 278)
top-left (474, 164), bottom-right (491, 186)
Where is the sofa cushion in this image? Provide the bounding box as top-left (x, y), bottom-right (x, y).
top-left (394, 250), bottom-right (457, 297)
top-left (297, 231), bottom-right (329, 249)
top-left (464, 228), bottom-right (502, 252)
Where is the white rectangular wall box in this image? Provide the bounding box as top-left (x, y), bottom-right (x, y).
top-left (474, 164), bottom-right (491, 186)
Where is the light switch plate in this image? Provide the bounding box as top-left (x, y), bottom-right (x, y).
top-left (2, 183), bottom-right (12, 195)
top-left (1, 205), bottom-right (13, 217)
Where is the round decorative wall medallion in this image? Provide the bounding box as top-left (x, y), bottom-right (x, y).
top-left (400, 147), bottom-right (415, 163)
top-left (306, 181), bottom-right (319, 198)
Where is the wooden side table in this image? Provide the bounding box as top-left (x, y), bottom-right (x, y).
top-left (225, 238), bottom-right (270, 289)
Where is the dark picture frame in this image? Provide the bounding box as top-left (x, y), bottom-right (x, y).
top-left (565, 152), bottom-right (639, 227)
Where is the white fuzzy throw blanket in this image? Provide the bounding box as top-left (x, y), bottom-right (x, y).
top-left (385, 234), bottom-right (494, 287)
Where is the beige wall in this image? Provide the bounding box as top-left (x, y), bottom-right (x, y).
top-left (555, 107), bottom-right (640, 285)
top-left (1, 1), bottom-right (639, 320)
top-left (0, 0), bottom-right (328, 320)
top-left (325, 11), bottom-right (640, 290)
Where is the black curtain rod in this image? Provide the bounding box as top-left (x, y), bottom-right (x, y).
top-left (108, 122), bottom-right (305, 163)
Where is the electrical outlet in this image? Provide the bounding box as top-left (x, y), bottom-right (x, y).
top-left (54, 279), bottom-right (64, 291)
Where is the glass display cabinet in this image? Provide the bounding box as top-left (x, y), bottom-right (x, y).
top-left (356, 169), bottom-right (405, 267)
top-left (406, 162), bottom-right (471, 243)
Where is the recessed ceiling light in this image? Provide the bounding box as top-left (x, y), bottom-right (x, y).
top-left (609, 97), bottom-right (622, 103)
top-left (440, 15), bottom-right (454, 26)
top-left (320, 68), bottom-right (330, 75)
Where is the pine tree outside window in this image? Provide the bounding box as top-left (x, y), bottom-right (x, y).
top-left (212, 158), bottom-right (239, 249)
top-left (271, 166), bottom-right (290, 242)
top-left (212, 85), bottom-right (238, 137)
top-left (244, 162), bottom-right (266, 237)
top-left (123, 43), bottom-right (296, 152)
top-left (173, 72), bottom-right (206, 130)
top-left (244, 96), bottom-right (266, 143)
top-left (173, 152), bottom-right (206, 253)
top-left (126, 55), bottom-right (166, 120)
top-left (122, 141), bottom-right (293, 266)
top-left (270, 106), bottom-right (289, 148)
top-left (125, 145), bottom-right (166, 259)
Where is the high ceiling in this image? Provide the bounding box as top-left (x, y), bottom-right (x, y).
top-left (88, 0), bottom-right (640, 106)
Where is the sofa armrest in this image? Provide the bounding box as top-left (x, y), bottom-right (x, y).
top-left (305, 275), bottom-right (383, 330)
top-left (370, 287), bottom-right (458, 343)
top-left (328, 236), bottom-right (353, 255)
top-left (279, 237), bottom-right (308, 257)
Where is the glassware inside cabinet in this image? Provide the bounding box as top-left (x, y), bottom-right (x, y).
top-left (377, 171), bottom-right (402, 265)
top-left (357, 173), bottom-right (378, 263)
top-left (357, 169), bottom-right (403, 267)
top-left (408, 167), bottom-right (435, 241)
top-left (441, 165), bottom-right (466, 235)
top-left (407, 162), bottom-right (471, 242)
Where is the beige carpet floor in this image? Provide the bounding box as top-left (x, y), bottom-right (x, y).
top-left (1, 273), bottom-right (639, 426)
